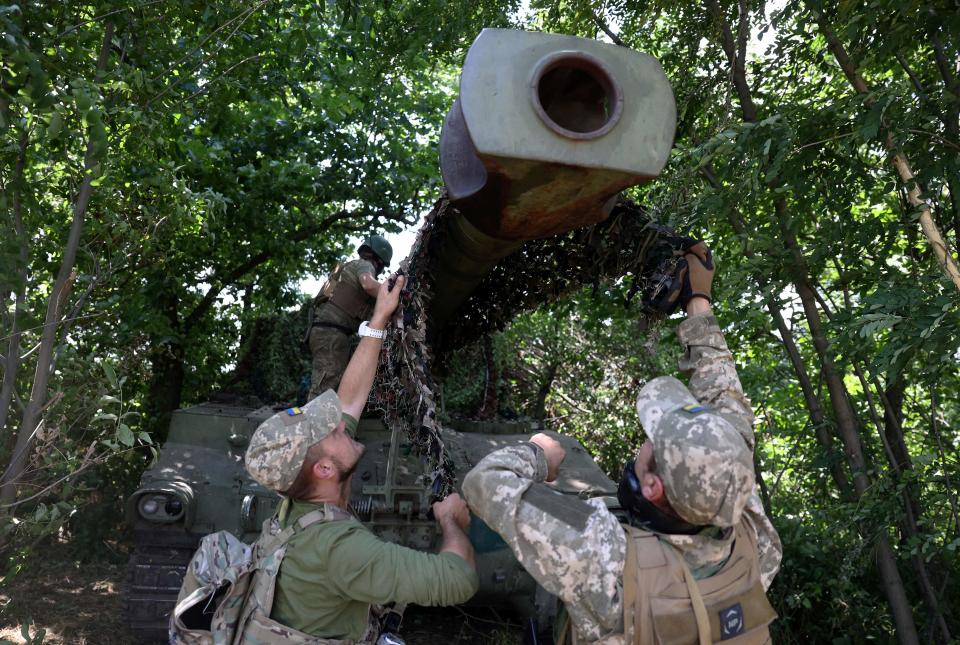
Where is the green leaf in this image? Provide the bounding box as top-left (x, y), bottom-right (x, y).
top-left (117, 423), bottom-right (135, 447)
top-left (858, 96), bottom-right (889, 142)
top-left (102, 363), bottom-right (118, 389)
top-left (46, 111), bottom-right (63, 139)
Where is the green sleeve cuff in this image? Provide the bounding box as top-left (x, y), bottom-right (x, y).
top-left (342, 412), bottom-right (359, 437)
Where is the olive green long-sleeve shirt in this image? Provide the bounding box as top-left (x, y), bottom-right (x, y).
top-left (271, 500), bottom-right (479, 640)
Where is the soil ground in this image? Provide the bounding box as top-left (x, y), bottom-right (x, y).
top-left (0, 540), bottom-right (525, 645)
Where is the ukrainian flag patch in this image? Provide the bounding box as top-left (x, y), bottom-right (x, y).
top-left (680, 404), bottom-right (707, 415)
top-left (286, 407), bottom-right (303, 416)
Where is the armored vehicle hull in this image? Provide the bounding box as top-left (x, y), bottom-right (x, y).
top-left (124, 403), bottom-right (616, 642)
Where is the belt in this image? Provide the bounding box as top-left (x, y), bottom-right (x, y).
top-left (311, 321), bottom-right (355, 335)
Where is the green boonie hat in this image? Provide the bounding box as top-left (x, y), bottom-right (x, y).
top-left (359, 234), bottom-right (393, 266)
top-left (245, 389), bottom-right (342, 493)
top-left (635, 376), bottom-right (754, 528)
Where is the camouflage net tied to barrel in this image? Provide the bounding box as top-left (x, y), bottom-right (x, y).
top-left (371, 196), bottom-right (689, 497)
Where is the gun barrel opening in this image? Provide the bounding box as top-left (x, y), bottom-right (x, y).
top-left (530, 52), bottom-right (623, 140)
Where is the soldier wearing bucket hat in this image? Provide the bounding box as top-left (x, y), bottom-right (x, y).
top-left (463, 242), bottom-right (782, 644)
top-left (246, 274), bottom-right (478, 643)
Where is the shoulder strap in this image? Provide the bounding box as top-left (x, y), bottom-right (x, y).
top-left (295, 503), bottom-right (353, 532)
top-left (255, 504), bottom-right (348, 557)
top-left (666, 544), bottom-right (712, 645)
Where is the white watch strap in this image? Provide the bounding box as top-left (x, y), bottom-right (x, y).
top-left (358, 321), bottom-right (385, 339)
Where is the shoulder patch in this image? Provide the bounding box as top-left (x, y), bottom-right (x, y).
top-left (286, 407), bottom-right (303, 416)
top-left (521, 483), bottom-right (594, 532)
top-left (679, 404), bottom-right (709, 415)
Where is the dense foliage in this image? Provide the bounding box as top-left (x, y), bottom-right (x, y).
top-left (2, 1), bottom-right (958, 643)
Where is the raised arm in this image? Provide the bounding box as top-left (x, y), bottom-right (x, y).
top-left (677, 244), bottom-right (755, 446)
top-left (359, 271), bottom-right (382, 298)
top-left (325, 522), bottom-right (478, 608)
top-left (337, 274), bottom-right (405, 419)
top-left (680, 245), bottom-right (781, 589)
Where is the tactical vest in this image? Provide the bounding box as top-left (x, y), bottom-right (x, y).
top-left (170, 503), bottom-right (378, 645)
top-left (313, 261), bottom-right (374, 324)
top-left (560, 519), bottom-right (777, 645)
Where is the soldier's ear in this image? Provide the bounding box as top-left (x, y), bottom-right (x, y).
top-left (313, 458), bottom-right (338, 482)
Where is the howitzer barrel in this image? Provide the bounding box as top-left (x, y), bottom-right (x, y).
top-left (430, 29), bottom-right (676, 329)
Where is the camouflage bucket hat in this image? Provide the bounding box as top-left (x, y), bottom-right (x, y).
top-left (245, 389), bottom-right (342, 493)
top-left (635, 376), bottom-right (754, 528)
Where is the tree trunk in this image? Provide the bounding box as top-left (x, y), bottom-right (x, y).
top-left (814, 12), bottom-right (960, 292)
top-left (0, 23), bottom-right (114, 508)
top-left (702, 2), bottom-right (921, 640)
top-left (145, 343), bottom-right (186, 442)
top-left (0, 131), bottom-right (30, 440)
top-left (701, 163), bottom-right (853, 498)
top-left (532, 362), bottom-right (559, 421)
top-left (776, 202), bottom-right (920, 645)
top-left (929, 30), bottom-right (960, 245)
top-left (477, 335), bottom-right (498, 420)
top-left (851, 363), bottom-right (952, 642)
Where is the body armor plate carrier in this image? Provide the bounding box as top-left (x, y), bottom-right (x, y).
top-left (561, 517), bottom-right (777, 644)
top-left (170, 503), bottom-right (378, 645)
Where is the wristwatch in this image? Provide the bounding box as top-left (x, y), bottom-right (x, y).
top-left (357, 321), bottom-right (385, 339)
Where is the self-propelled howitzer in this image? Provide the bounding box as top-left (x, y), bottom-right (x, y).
top-left (123, 28), bottom-right (678, 643)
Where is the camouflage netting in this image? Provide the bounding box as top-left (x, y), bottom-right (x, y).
top-left (371, 196), bottom-right (689, 497)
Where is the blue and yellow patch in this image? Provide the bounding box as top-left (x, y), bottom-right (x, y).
top-left (680, 404), bottom-right (708, 415)
top-left (281, 406), bottom-right (305, 426)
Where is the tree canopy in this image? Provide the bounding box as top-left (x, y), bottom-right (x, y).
top-left (2, 1), bottom-right (959, 643)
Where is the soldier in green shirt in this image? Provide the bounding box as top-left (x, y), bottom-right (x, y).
top-left (307, 235), bottom-right (394, 400)
top-left (247, 273), bottom-right (478, 642)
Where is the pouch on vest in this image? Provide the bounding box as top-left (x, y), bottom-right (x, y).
top-left (170, 530), bottom-right (253, 645)
top-left (313, 263), bottom-right (345, 311)
top-left (170, 504), bottom-right (361, 645)
top-left (624, 520), bottom-right (777, 645)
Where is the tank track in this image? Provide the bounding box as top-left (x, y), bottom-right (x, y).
top-left (123, 521), bottom-right (199, 643)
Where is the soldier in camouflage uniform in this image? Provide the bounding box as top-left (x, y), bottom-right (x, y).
top-left (246, 274), bottom-right (479, 643)
top-left (308, 235), bottom-right (393, 400)
top-left (462, 243), bottom-right (782, 643)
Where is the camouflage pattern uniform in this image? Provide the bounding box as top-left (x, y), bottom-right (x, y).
top-left (308, 258), bottom-right (376, 400)
top-left (462, 313), bottom-right (781, 643)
